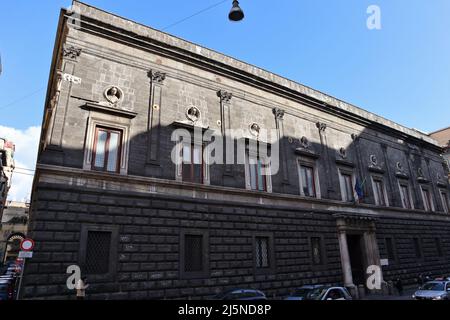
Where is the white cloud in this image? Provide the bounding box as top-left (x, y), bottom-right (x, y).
top-left (0, 125), bottom-right (40, 202)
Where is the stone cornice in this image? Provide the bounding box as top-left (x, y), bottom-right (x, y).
top-left (68, 1), bottom-right (440, 151)
top-left (81, 102), bottom-right (137, 118)
top-left (35, 163), bottom-right (450, 222)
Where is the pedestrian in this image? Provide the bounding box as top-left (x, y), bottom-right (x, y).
top-left (395, 278), bottom-right (403, 296)
top-left (75, 277), bottom-right (89, 300)
top-left (417, 273), bottom-right (423, 286)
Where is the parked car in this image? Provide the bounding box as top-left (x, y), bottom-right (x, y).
top-left (412, 281), bottom-right (450, 300)
top-left (284, 285), bottom-right (324, 300)
top-left (0, 279), bottom-right (14, 301)
top-left (213, 289), bottom-right (267, 300)
top-left (305, 286), bottom-right (352, 300)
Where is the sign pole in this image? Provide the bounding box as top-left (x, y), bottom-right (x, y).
top-left (15, 238), bottom-right (34, 300)
top-left (15, 258), bottom-right (26, 300)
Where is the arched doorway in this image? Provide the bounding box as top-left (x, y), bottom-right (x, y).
top-left (3, 233), bottom-right (25, 264)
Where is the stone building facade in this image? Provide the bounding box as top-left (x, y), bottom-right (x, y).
top-left (0, 138), bottom-right (15, 220)
top-left (23, 1), bottom-right (450, 299)
top-left (0, 201), bottom-right (29, 264)
top-left (429, 127), bottom-right (450, 181)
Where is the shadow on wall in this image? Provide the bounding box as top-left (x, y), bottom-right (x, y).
top-left (26, 119), bottom-right (450, 299)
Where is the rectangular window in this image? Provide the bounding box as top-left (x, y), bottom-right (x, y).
top-left (385, 238), bottom-right (396, 262)
top-left (184, 234), bottom-right (204, 272)
top-left (311, 237), bottom-right (323, 265)
top-left (413, 238), bottom-right (422, 259)
top-left (247, 154), bottom-right (269, 192)
top-left (85, 231), bottom-right (112, 274)
top-left (182, 143), bottom-right (203, 183)
top-left (92, 127), bottom-right (122, 173)
top-left (373, 178), bottom-right (387, 206)
top-left (435, 238), bottom-right (443, 257)
top-left (421, 187), bottom-right (434, 212)
top-left (255, 237), bottom-right (270, 269)
top-left (440, 191), bottom-right (449, 213)
top-left (340, 172), bottom-right (354, 202)
top-left (399, 184), bottom-right (412, 209)
top-left (299, 164), bottom-right (316, 198)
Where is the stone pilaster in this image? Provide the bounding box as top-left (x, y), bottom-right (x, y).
top-left (49, 46), bottom-right (82, 148)
top-left (217, 90), bottom-right (233, 175)
top-left (146, 70), bottom-right (166, 165)
top-left (273, 108), bottom-right (289, 184)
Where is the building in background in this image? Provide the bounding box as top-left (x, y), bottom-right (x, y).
top-left (23, 1), bottom-right (450, 300)
top-left (0, 201), bottom-right (29, 264)
top-left (429, 127), bottom-right (450, 180)
top-left (0, 138), bottom-right (15, 220)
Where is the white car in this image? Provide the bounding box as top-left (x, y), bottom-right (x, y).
top-left (413, 281), bottom-right (450, 300)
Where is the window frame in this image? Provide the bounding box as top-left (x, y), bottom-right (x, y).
top-left (179, 229), bottom-right (209, 279)
top-left (338, 168), bottom-right (356, 202)
top-left (83, 116), bottom-right (131, 175)
top-left (384, 237), bottom-right (397, 264)
top-left (413, 237), bottom-right (423, 260)
top-left (181, 142), bottom-right (205, 184)
top-left (91, 126), bottom-right (123, 173)
top-left (297, 158), bottom-right (321, 199)
top-left (244, 147), bottom-right (272, 193)
top-left (310, 236), bottom-right (325, 266)
top-left (439, 190), bottom-right (449, 213)
top-left (398, 181), bottom-right (414, 210)
top-left (79, 224), bottom-right (118, 282)
top-left (174, 131), bottom-right (210, 185)
top-left (252, 233), bottom-right (275, 274)
top-left (435, 237), bottom-right (444, 258)
top-left (371, 176), bottom-right (389, 207)
top-left (420, 186), bottom-right (435, 212)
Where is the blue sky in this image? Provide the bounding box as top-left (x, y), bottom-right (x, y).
top-left (0, 0), bottom-right (449, 200)
top-left (1, 0), bottom-right (450, 132)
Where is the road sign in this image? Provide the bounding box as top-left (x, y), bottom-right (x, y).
top-left (20, 239), bottom-right (34, 252)
top-left (18, 251), bottom-right (33, 259)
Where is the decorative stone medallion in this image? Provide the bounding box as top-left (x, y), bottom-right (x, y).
top-left (186, 106), bottom-right (200, 123)
top-left (339, 147), bottom-right (347, 159)
top-left (104, 86), bottom-right (123, 105)
top-left (418, 167), bottom-right (424, 177)
top-left (249, 123), bottom-right (261, 137)
top-left (370, 155), bottom-right (378, 166)
top-left (300, 136), bottom-right (309, 149)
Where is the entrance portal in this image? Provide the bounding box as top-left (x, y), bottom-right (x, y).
top-left (347, 234), bottom-right (366, 286)
top-left (334, 213), bottom-right (383, 293)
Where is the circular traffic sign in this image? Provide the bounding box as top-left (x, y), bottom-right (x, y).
top-left (20, 239), bottom-right (35, 251)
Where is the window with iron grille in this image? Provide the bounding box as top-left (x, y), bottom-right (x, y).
top-left (311, 237), bottom-right (323, 265)
top-left (85, 231), bottom-right (112, 274)
top-left (435, 238), bottom-right (444, 257)
top-left (255, 237), bottom-right (270, 269)
top-left (385, 238), bottom-right (396, 262)
top-left (413, 238), bottom-right (422, 259)
top-left (184, 234), bottom-right (203, 272)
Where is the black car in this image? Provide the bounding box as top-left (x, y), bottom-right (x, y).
top-left (213, 289), bottom-right (267, 300)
